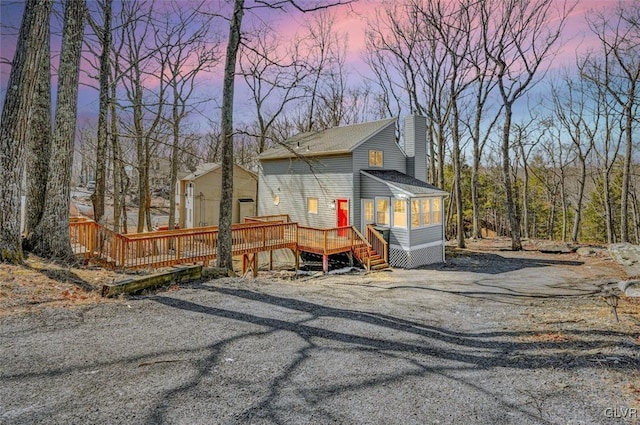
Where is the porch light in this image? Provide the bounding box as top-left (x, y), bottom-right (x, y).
top-left (328, 200), bottom-right (336, 210)
top-left (273, 194), bottom-right (280, 206)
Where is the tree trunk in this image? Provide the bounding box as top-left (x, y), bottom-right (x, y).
top-left (110, 75), bottom-right (122, 233)
top-left (518, 140), bottom-right (530, 240)
top-left (501, 104), bottom-right (522, 250)
top-left (571, 158), bottom-right (587, 243)
top-left (168, 96), bottom-right (180, 231)
top-left (602, 169), bottom-right (614, 244)
top-left (0, 0), bottom-right (52, 263)
top-left (91, 0), bottom-right (112, 224)
top-left (560, 174), bottom-right (567, 242)
top-left (620, 102), bottom-right (633, 243)
top-left (23, 15), bottom-right (52, 249)
top-left (451, 100), bottom-right (465, 249)
top-left (217, 0), bottom-right (244, 270)
top-left (33, 0), bottom-right (86, 261)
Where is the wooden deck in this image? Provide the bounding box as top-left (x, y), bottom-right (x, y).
top-left (69, 215), bottom-right (388, 274)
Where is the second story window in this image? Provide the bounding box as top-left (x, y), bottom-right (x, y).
top-left (369, 150), bottom-right (383, 167)
top-left (308, 197), bottom-right (318, 214)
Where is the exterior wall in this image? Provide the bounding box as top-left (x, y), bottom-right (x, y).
top-left (258, 155), bottom-right (354, 228)
top-left (352, 122), bottom-right (405, 230)
top-left (178, 166), bottom-right (257, 228)
top-left (409, 219), bottom-right (443, 246)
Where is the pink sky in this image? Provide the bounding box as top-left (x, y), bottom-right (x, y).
top-left (0, 0), bottom-right (617, 125)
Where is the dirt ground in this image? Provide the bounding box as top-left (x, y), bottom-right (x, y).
top-left (1, 239), bottom-right (639, 424)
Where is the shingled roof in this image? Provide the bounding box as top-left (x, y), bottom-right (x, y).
top-left (259, 117), bottom-right (397, 160)
top-left (361, 169), bottom-right (448, 197)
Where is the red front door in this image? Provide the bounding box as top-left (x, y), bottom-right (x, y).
top-left (337, 199), bottom-right (348, 236)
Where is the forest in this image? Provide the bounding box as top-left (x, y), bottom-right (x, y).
top-left (0, 0), bottom-right (638, 267)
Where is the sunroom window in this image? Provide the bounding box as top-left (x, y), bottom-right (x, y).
top-left (393, 199), bottom-right (407, 228)
top-left (432, 197), bottom-right (441, 224)
top-left (411, 199), bottom-right (420, 228)
top-left (376, 198), bottom-right (389, 226)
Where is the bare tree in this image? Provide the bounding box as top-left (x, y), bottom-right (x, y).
top-left (86, 0), bottom-right (112, 224)
top-left (118, 0), bottom-right (167, 232)
top-left (581, 2), bottom-right (640, 243)
top-left (32, 0), bottom-right (86, 261)
top-left (240, 26), bottom-right (307, 154)
top-left (481, 0), bottom-right (572, 250)
top-left (23, 8), bottom-right (52, 250)
top-left (0, 0), bottom-right (52, 263)
top-left (216, 0), bottom-right (354, 271)
top-left (157, 1), bottom-right (220, 230)
top-left (550, 71), bottom-right (597, 243)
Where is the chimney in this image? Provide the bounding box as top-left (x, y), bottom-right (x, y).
top-left (403, 114), bottom-right (427, 183)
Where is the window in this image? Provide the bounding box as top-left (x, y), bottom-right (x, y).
top-left (411, 199), bottom-right (420, 228)
top-left (363, 199), bottom-right (374, 225)
top-left (432, 197), bottom-right (441, 224)
top-left (376, 198), bottom-right (389, 226)
top-left (369, 150), bottom-right (383, 167)
top-left (421, 198), bottom-right (431, 226)
top-left (308, 197), bottom-right (318, 214)
top-left (393, 199), bottom-right (407, 228)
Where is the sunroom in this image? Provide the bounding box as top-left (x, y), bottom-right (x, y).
top-left (360, 170), bottom-right (448, 268)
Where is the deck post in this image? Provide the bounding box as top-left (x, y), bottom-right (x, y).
top-left (294, 249), bottom-right (300, 270)
top-left (347, 252), bottom-right (353, 267)
top-left (269, 250), bottom-right (273, 270)
top-left (322, 254), bottom-right (328, 274)
top-left (252, 253), bottom-right (258, 278)
top-left (242, 253), bottom-right (247, 275)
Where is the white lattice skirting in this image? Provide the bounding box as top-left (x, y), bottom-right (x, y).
top-left (389, 243), bottom-right (444, 268)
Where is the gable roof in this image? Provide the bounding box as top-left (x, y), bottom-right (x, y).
top-left (181, 163), bottom-right (257, 182)
top-left (259, 117), bottom-right (398, 160)
top-left (361, 169), bottom-right (448, 197)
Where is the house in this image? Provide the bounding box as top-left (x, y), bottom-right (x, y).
top-left (176, 163), bottom-right (258, 228)
top-left (257, 115), bottom-right (448, 268)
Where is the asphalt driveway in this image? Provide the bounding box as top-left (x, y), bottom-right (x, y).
top-left (1, 249), bottom-right (638, 424)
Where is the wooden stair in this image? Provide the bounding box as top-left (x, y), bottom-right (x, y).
top-left (368, 251), bottom-right (389, 270)
top-left (353, 245), bottom-right (389, 271)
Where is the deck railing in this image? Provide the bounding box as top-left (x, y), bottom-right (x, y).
top-left (70, 216), bottom-right (385, 271)
top-left (366, 224), bottom-right (388, 265)
top-left (243, 214), bottom-right (290, 223)
top-left (297, 225), bottom-right (355, 255)
top-left (351, 226), bottom-right (372, 269)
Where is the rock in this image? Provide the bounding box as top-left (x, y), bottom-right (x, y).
top-left (576, 247), bottom-right (602, 257)
top-left (609, 243), bottom-right (640, 277)
top-left (202, 267), bottom-right (234, 279)
top-left (537, 242), bottom-right (574, 254)
top-left (618, 280), bottom-right (640, 297)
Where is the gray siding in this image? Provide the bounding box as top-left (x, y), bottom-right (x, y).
top-left (402, 115), bottom-right (428, 183)
top-left (352, 122), bottom-right (406, 231)
top-left (258, 155), bottom-right (353, 228)
top-left (409, 223), bottom-right (443, 246)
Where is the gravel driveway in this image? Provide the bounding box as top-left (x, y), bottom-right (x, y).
top-left (1, 249), bottom-right (638, 424)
